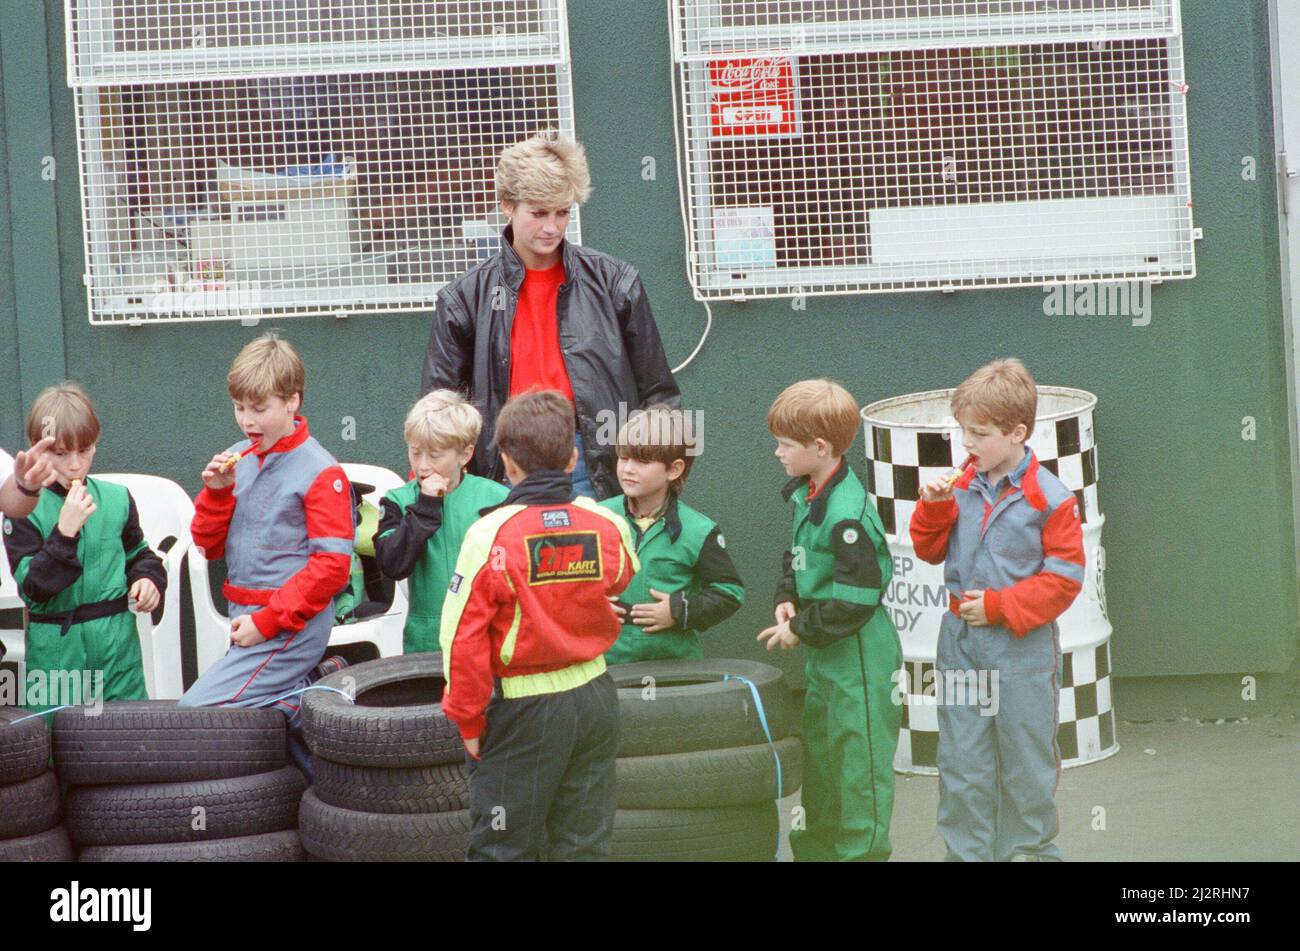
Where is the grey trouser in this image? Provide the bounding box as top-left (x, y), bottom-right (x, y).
top-left (935, 612), bottom-right (1063, 862)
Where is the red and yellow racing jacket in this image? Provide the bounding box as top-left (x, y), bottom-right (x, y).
top-left (439, 470), bottom-right (638, 739)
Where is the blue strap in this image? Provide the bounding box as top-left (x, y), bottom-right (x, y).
top-left (723, 673), bottom-right (783, 861)
top-left (5, 705), bottom-right (73, 725)
top-left (256, 684), bottom-right (356, 709)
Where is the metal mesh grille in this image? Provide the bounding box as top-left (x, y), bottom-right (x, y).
top-left (675, 1), bottom-right (1176, 57)
top-left (67, 2), bottom-right (576, 324)
top-left (70, 1), bottom-right (563, 82)
top-left (672, 1), bottom-right (1193, 299)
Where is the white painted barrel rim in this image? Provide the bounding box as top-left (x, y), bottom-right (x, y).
top-left (861, 385), bottom-right (1098, 431)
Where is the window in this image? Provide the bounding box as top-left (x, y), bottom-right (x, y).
top-left (66, 1), bottom-right (577, 323)
top-left (670, 0), bottom-right (1195, 298)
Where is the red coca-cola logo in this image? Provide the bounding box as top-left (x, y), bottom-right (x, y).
top-left (711, 57), bottom-right (786, 94)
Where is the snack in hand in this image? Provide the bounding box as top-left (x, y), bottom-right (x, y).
top-left (945, 454), bottom-right (976, 487)
top-left (220, 449), bottom-right (246, 472)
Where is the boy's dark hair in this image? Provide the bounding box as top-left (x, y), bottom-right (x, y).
top-left (495, 390), bottom-right (575, 473)
top-left (616, 404), bottom-right (697, 496)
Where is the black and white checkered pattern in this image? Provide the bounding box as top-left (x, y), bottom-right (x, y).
top-left (893, 641), bottom-right (1118, 774)
top-left (862, 408), bottom-right (1099, 538)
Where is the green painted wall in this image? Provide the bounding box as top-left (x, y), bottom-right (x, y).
top-left (5, 0), bottom-right (1295, 692)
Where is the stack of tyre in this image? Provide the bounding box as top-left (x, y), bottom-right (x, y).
top-left (54, 702), bottom-right (306, 861)
top-left (298, 654), bottom-right (472, 862)
top-left (0, 707), bottom-right (71, 861)
top-left (609, 659), bottom-right (802, 862)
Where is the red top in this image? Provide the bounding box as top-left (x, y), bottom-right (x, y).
top-left (509, 262), bottom-right (575, 402)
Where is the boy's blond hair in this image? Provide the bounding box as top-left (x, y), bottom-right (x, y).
top-left (951, 358), bottom-right (1037, 435)
top-left (496, 130), bottom-right (593, 209)
top-left (767, 380), bottom-right (860, 457)
top-left (228, 332), bottom-right (306, 404)
top-left (26, 382), bottom-right (100, 450)
top-left (616, 404), bottom-right (697, 497)
top-left (405, 389), bottom-right (483, 452)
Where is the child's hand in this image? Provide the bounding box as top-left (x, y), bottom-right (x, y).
top-left (958, 590), bottom-right (989, 626)
top-left (774, 601), bottom-right (796, 625)
top-left (419, 472), bottom-right (450, 498)
top-left (129, 578), bottom-right (161, 613)
top-left (630, 588), bottom-right (675, 633)
top-left (463, 736), bottom-right (481, 760)
top-left (920, 476), bottom-right (955, 504)
top-left (757, 620), bottom-right (800, 651)
top-left (607, 595), bottom-right (628, 619)
top-left (57, 482), bottom-right (96, 537)
top-left (202, 452), bottom-right (237, 490)
top-left (14, 436), bottom-right (57, 492)
top-left (230, 614), bottom-right (267, 647)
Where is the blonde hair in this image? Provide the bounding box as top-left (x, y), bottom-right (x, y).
top-left (951, 358), bottom-right (1037, 435)
top-left (26, 382), bottom-right (100, 450)
top-left (496, 130), bottom-right (593, 208)
top-left (227, 332), bottom-right (306, 404)
top-left (767, 380), bottom-right (860, 457)
top-left (405, 389), bottom-right (484, 452)
top-left (616, 404), bottom-right (698, 496)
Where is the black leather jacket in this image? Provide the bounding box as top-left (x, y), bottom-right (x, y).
top-left (421, 226), bottom-right (680, 499)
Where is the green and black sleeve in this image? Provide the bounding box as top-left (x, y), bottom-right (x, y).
top-left (790, 518), bottom-right (883, 649)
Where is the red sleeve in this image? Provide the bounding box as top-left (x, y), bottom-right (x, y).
top-left (606, 526), bottom-right (638, 599)
top-left (250, 466), bottom-right (355, 638)
top-left (910, 497), bottom-right (959, 564)
top-left (983, 497), bottom-right (1085, 637)
top-left (441, 559), bottom-right (506, 742)
top-left (191, 485), bottom-right (236, 560)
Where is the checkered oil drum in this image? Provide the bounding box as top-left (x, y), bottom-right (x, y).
top-left (861, 387), bottom-right (1117, 774)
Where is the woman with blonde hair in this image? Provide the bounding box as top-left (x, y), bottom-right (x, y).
top-left (421, 130), bottom-right (679, 501)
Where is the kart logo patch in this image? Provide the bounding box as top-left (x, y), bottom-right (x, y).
top-left (526, 531), bottom-right (602, 585)
top-left (540, 509), bottom-right (571, 529)
top-left (842, 527), bottom-right (859, 545)
top-left (448, 573), bottom-right (462, 594)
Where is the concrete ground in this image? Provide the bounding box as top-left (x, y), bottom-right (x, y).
top-left (777, 703), bottom-right (1300, 861)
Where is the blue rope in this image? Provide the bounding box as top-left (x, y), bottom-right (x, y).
top-left (723, 673), bottom-right (783, 862)
top-left (255, 684), bottom-right (355, 709)
top-left (5, 705), bottom-right (73, 725)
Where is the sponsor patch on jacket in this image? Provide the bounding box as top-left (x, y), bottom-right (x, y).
top-left (448, 573), bottom-right (462, 594)
top-left (540, 509), bottom-right (571, 529)
top-left (526, 531), bottom-right (602, 585)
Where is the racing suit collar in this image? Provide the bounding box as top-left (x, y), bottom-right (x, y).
top-left (779, 458), bottom-right (850, 525)
top-left (622, 492), bottom-right (683, 543)
top-left (499, 469), bottom-right (575, 508)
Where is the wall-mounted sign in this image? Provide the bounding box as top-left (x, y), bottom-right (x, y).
top-left (708, 56), bottom-right (801, 139)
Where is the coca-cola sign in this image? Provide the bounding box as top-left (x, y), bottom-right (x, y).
top-left (709, 56), bottom-right (801, 139)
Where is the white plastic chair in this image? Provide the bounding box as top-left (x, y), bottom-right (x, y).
top-left (333, 462), bottom-right (409, 658)
top-left (96, 474), bottom-right (194, 700)
top-left (187, 462), bottom-right (410, 676)
top-left (0, 541), bottom-right (27, 666)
